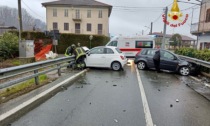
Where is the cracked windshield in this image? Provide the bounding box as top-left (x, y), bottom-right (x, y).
top-left (0, 0), bottom-right (210, 126)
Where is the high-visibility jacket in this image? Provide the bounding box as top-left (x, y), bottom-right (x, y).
top-left (65, 46), bottom-right (74, 56)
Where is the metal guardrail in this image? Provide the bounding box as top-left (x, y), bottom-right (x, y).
top-left (0, 56), bottom-right (75, 89)
top-left (178, 55), bottom-right (210, 68)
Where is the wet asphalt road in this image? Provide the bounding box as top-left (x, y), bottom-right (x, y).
top-left (12, 61), bottom-right (210, 126)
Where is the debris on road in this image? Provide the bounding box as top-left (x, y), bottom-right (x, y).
top-left (170, 104), bottom-right (173, 107)
top-left (113, 85), bottom-right (117, 87)
top-left (176, 99), bottom-right (179, 102)
top-left (158, 89), bottom-right (160, 91)
top-left (114, 119), bottom-right (118, 123)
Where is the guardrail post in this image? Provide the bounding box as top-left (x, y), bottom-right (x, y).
top-left (57, 64), bottom-right (61, 76)
top-left (34, 70), bottom-right (39, 85)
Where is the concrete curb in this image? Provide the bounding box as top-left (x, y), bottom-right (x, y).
top-left (0, 69), bottom-right (88, 126)
top-left (188, 76), bottom-right (210, 101)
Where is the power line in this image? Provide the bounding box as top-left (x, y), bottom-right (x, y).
top-left (113, 6), bottom-right (164, 9)
top-left (22, 0), bottom-right (44, 20)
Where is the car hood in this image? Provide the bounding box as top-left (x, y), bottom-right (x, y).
top-left (179, 59), bottom-right (189, 66)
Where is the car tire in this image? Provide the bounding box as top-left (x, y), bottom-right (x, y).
top-left (137, 61), bottom-right (147, 70)
top-left (179, 66), bottom-right (190, 76)
top-left (111, 61), bottom-right (121, 71)
top-left (80, 61), bottom-right (86, 69)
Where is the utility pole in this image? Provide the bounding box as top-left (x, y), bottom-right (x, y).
top-left (161, 7), bottom-right (168, 49)
top-left (142, 30), bottom-right (144, 35)
top-left (191, 8), bottom-right (196, 49)
top-left (18, 0), bottom-right (22, 41)
top-left (150, 22), bottom-right (153, 35)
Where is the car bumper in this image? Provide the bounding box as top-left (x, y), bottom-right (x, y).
top-left (121, 59), bottom-right (128, 67)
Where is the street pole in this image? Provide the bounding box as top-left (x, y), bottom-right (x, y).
top-left (161, 7), bottom-right (168, 49)
top-left (191, 8), bottom-right (196, 49)
top-left (150, 22), bottom-right (153, 35)
top-left (18, 0), bottom-right (23, 32)
top-left (18, 0), bottom-right (23, 57)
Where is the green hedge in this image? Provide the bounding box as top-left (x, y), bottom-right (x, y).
top-left (57, 33), bottom-right (110, 54)
top-left (9, 31), bottom-right (49, 39)
top-left (175, 47), bottom-right (210, 62)
top-left (9, 31), bottom-right (110, 54)
top-left (175, 47), bottom-right (210, 73)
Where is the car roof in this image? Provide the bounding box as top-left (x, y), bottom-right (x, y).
top-left (93, 46), bottom-right (117, 49)
top-left (142, 48), bottom-right (168, 52)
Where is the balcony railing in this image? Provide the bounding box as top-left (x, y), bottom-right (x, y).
top-left (191, 21), bottom-right (210, 34)
top-left (72, 14), bottom-right (82, 21)
top-left (75, 29), bottom-right (80, 34)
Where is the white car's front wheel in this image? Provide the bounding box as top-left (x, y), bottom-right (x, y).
top-left (111, 62), bottom-right (121, 71)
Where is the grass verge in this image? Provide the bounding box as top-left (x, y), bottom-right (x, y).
top-left (0, 74), bottom-right (53, 104)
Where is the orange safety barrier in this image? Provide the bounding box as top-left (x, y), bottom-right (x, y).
top-left (35, 44), bottom-right (52, 61)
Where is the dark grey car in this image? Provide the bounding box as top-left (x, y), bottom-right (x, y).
top-left (134, 49), bottom-right (191, 76)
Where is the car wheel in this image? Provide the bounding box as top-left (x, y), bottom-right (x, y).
top-left (80, 61), bottom-right (86, 69)
top-left (137, 61), bottom-right (147, 70)
top-left (111, 62), bottom-right (121, 71)
top-left (179, 66), bottom-right (190, 76)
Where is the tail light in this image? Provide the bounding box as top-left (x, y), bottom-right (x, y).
top-left (120, 55), bottom-right (125, 60)
top-left (136, 51), bottom-right (141, 56)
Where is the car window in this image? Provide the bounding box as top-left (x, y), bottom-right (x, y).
top-left (90, 47), bottom-right (104, 54)
top-left (161, 51), bottom-right (175, 60)
top-left (115, 48), bottom-right (122, 53)
top-left (146, 49), bottom-right (156, 56)
top-left (141, 49), bottom-right (147, 55)
top-left (105, 48), bottom-right (114, 54)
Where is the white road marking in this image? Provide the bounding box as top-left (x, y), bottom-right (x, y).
top-left (135, 66), bottom-right (154, 126)
top-left (0, 69), bottom-right (87, 121)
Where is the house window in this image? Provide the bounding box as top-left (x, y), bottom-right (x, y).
top-left (64, 9), bottom-right (68, 17)
top-left (53, 8), bottom-right (57, 17)
top-left (64, 23), bottom-right (69, 31)
top-left (53, 22), bottom-right (58, 30)
top-left (87, 10), bottom-right (91, 18)
top-left (98, 10), bottom-right (102, 18)
top-left (206, 9), bottom-right (210, 22)
top-left (98, 24), bottom-right (103, 35)
top-left (87, 23), bottom-right (91, 31)
top-left (76, 9), bottom-right (80, 19)
top-left (75, 23), bottom-right (80, 34)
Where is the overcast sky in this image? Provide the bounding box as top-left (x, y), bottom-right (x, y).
top-left (0, 0), bottom-right (201, 38)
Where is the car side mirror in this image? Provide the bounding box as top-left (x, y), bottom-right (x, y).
top-left (174, 56), bottom-right (177, 60)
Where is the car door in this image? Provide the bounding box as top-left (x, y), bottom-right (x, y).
top-left (160, 51), bottom-right (179, 71)
top-left (103, 48), bottom-right (115, 67)
top-left (145, 49), bottom-right (156, 68)
top-left (85, 47), bottom-right (106, 67)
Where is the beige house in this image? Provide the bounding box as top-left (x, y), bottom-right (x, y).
top-left (42, 0), bottom-right (112, 36)
top-left (191, 0), bottom-right (210, 49)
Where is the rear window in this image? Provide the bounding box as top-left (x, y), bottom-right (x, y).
top-left (115, 48), bottom-right (122, 53)
top-left (135, 41), bottom-right (153, 48)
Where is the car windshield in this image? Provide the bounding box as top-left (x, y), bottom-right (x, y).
top-left (115, 48), bottom-right (122, 53)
